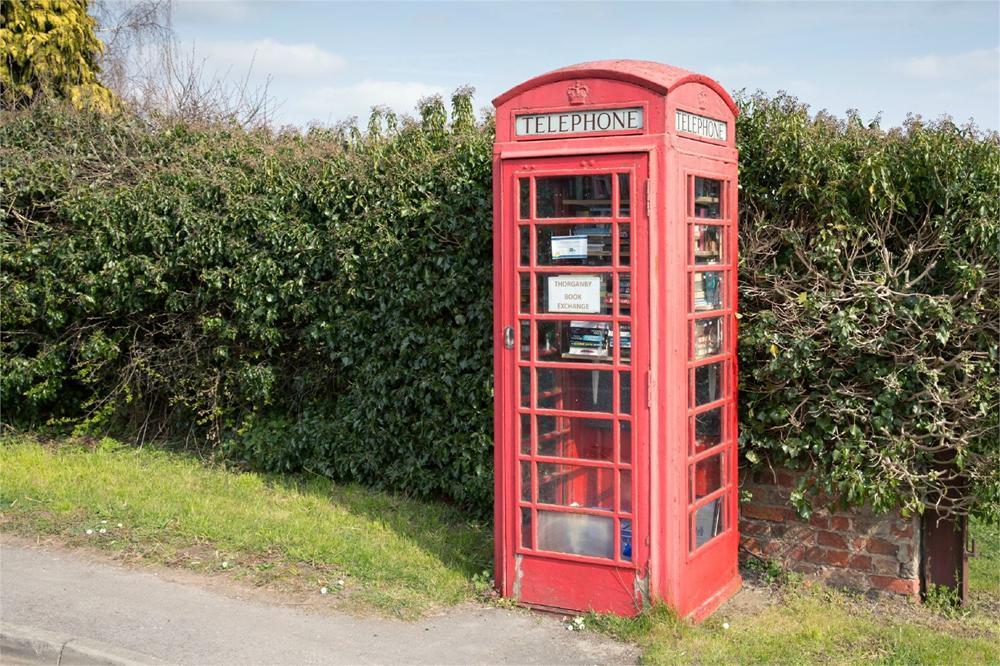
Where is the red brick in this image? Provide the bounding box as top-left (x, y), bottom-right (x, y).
top-left (809, 515), bottom-right (830, 529)
top-left (777, 470), bottom-right (796, 487)
top-left (742, 504), bottom-right (792, 522)
top-left (869, 575), bottom-right (919, 596)
top-left (817, 531), bottom-right (848, 549)
top-left (740, 521), bottom-right (768, 536)
top-left (762, 540), bottom-right (784, 557)
top-left (848, 554), bottom-right (872, 571)
top-left (806, 547), bottom-right (850, 567)
top-left (830, 516), bottom-right (851, 531)
top-left (865, 538), bottom-right (898, 557)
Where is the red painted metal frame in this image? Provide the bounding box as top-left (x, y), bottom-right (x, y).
top-left (493, 60), bottom-right (740, 621)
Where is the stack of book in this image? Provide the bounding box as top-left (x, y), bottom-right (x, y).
top-left (567, 321), bottom-right (610, 358)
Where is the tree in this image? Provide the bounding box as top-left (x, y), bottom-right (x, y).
top-left (1, 0), bottom-right (116, 111)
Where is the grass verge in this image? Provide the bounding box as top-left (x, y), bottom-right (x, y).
top-left (0, 435), bottom-right (490, 618)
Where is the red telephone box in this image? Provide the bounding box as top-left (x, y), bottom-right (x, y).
top-left (492, 60), bottom-right (740, 620)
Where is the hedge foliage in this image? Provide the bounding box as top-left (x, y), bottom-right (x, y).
top-left (2, 92), bottom-right (998, 519)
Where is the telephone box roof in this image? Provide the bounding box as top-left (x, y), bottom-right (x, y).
top-left (492, 59), bottom-right (738, 116)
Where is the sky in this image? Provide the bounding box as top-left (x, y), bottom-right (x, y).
top-left (165, 0), bottom-right (1000, 130)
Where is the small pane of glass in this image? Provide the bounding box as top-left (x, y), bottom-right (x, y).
top-left (535, 368), bottom-right (613, 413)
top-left (520, 367), bottom-right (530, 407)
top-left (620, 421), bottom-right (632, 464)
top-left (537, 463), bottom-right (614, 511)
top-left (618, 223), bottom-right (631, 265)
top-left (536, 223), bottom-right (612, 266)
top-left (693, 498), bottom-right (726, 549)
top-left (519, 273), bottom-right (530, 313)
top-left (520, 227), bottom-right (530, 265)
top-left (536, 415), bottom-right (613, 461)
top-left (519, 320), bottom-right (530, 360)
top-left (693, 225), bottom-right (723, 265)
top-left (538, 510), bottom-right (613, 559)
top-left (620, 470), bottom-right (632, 513)
top-left (519, 178), bottom-right (530, 219)
top-left (521, 461), bottom-right (531, 502)
top-left (694, 406), bottom-right (723, 453)
top-left (693, 362), bottom-right (724, 406)
top-left (620, 371), bottom-right (631, 415)
top-left (692, 453), bottom-right (724, 501)
top-left (618, 273), bottom-right (631, 315)
top-left (536, 174), bottom-right (613, 218)
top-left (694, 177), bottom-right (722, 219)
top-left (521, 507), bottom-right (533, 548)
top-left (693, 271), bottom-right (724, 312)
top-left (618, 323), bottom-right (631, 364)
top-left (520, 413), bottom-right (531, 455)
top-left (620, 518), bottom-right (633, 560)
top-left (618, 173), bottom-right (631, 218)
top-left (537, 273), bottom-right (612, 315)
top-left (693, 316), bottom-right (724, 359)
top-left (537, 320), bottom-right (611, 363)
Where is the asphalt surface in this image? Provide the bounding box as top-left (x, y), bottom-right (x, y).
top-left (0, 542), bottom-right (639, 665)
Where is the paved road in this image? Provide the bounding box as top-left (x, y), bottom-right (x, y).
top-left (0, 542), bottom-right (638, 665)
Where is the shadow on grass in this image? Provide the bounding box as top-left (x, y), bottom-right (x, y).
top-left (266, 472), bottom-right (493, 581)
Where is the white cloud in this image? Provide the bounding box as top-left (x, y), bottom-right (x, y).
top-left (195, 39), bottom-right (346, 80)
top-left (896, 47), bottom-right (999, 80)
top-left (285, 79), bottom-right (447, 125)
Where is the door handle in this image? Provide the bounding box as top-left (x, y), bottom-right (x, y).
top-left (504, 326), bottom-right (515, 350)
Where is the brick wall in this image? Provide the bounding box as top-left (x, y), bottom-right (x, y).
top-left (739, 468), bottom-right (920, 597)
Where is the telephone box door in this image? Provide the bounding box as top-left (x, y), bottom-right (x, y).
top-left (499, 153), bottom-right (650, 615)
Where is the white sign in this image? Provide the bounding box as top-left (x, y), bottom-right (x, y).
top-left (675, 110), bottom-right (727, 141)
top-left (551, 235), bottom-right (588, 260)
top-left (516, 107), bottom-right (644, 137)
top-left (547, 275), bottom-right (602, 314)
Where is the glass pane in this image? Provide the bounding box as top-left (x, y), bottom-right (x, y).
top-left (520, 413), bottom-right (531, 455)
top-left (537, 415), bottom-right (613, 461)
top-left (520, 226), bottom-right (530, 265)
top-left (620, 518), bottom-right (633, 560)
top-left (693, 225), bottom-right (723, 265)
top-left (620, 421), bottom-right (632, 464)
top-left (521, 461), bottom-right (531, 502)
top-left (537, 320), bottom-right (611, 363)
top-left (618, 323), bottom-right (631, 364)
top-left (538, 273), bottom-right (612, 315)
top-left (537, 223), bottom-right (612, 266)
top-left (692, 453), bottom-right (724, 501)
top-left (620, 371), bottom-right (631, 415)
top-left (693, 316), bottom-right (723, 359)
top-left (536, 174), bottom-right (613, 218)
top-left (693, 271), bottom-right (724, 312)
top-left (693, 362), bottom-right (724, 406)
top-left (618, 273), bottom-right (631, 315)
top-left (538, 510), bottom-right (613, 559)
top-left (519, 273), bottom-right (530, 313)
top-left (519, 178), bottom-right (530, 219)
top-left (520, 367), bottom-right (530, 407)
top-left (618, 173), bottom-right (631, 217)
top-left (536, 368), bottom-right (613, 413)
top-left (521, 507), bottom-right (533, 548)
top-left (694, 406), bottom-right (723, 453)
top-left (619, 223), bottom-right (631, 265)
top-left (537, 463), bottom-right (614, 511)
top-left (693, 498), bottom-right (725, 549)
top-left (620, 470), bottom-right (632, 513)
top-left (694, 177), bottom-right (722, 219)
top-left (519, 320), bottom-right (530, 360)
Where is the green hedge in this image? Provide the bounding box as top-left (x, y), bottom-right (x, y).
top-left (2, 92), bottom-right (997, 519)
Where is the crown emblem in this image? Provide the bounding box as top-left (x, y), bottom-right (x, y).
top-left (567, 81), bottom-right (589, 105)
top-left (697, 90), bottom-right (708, 110)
